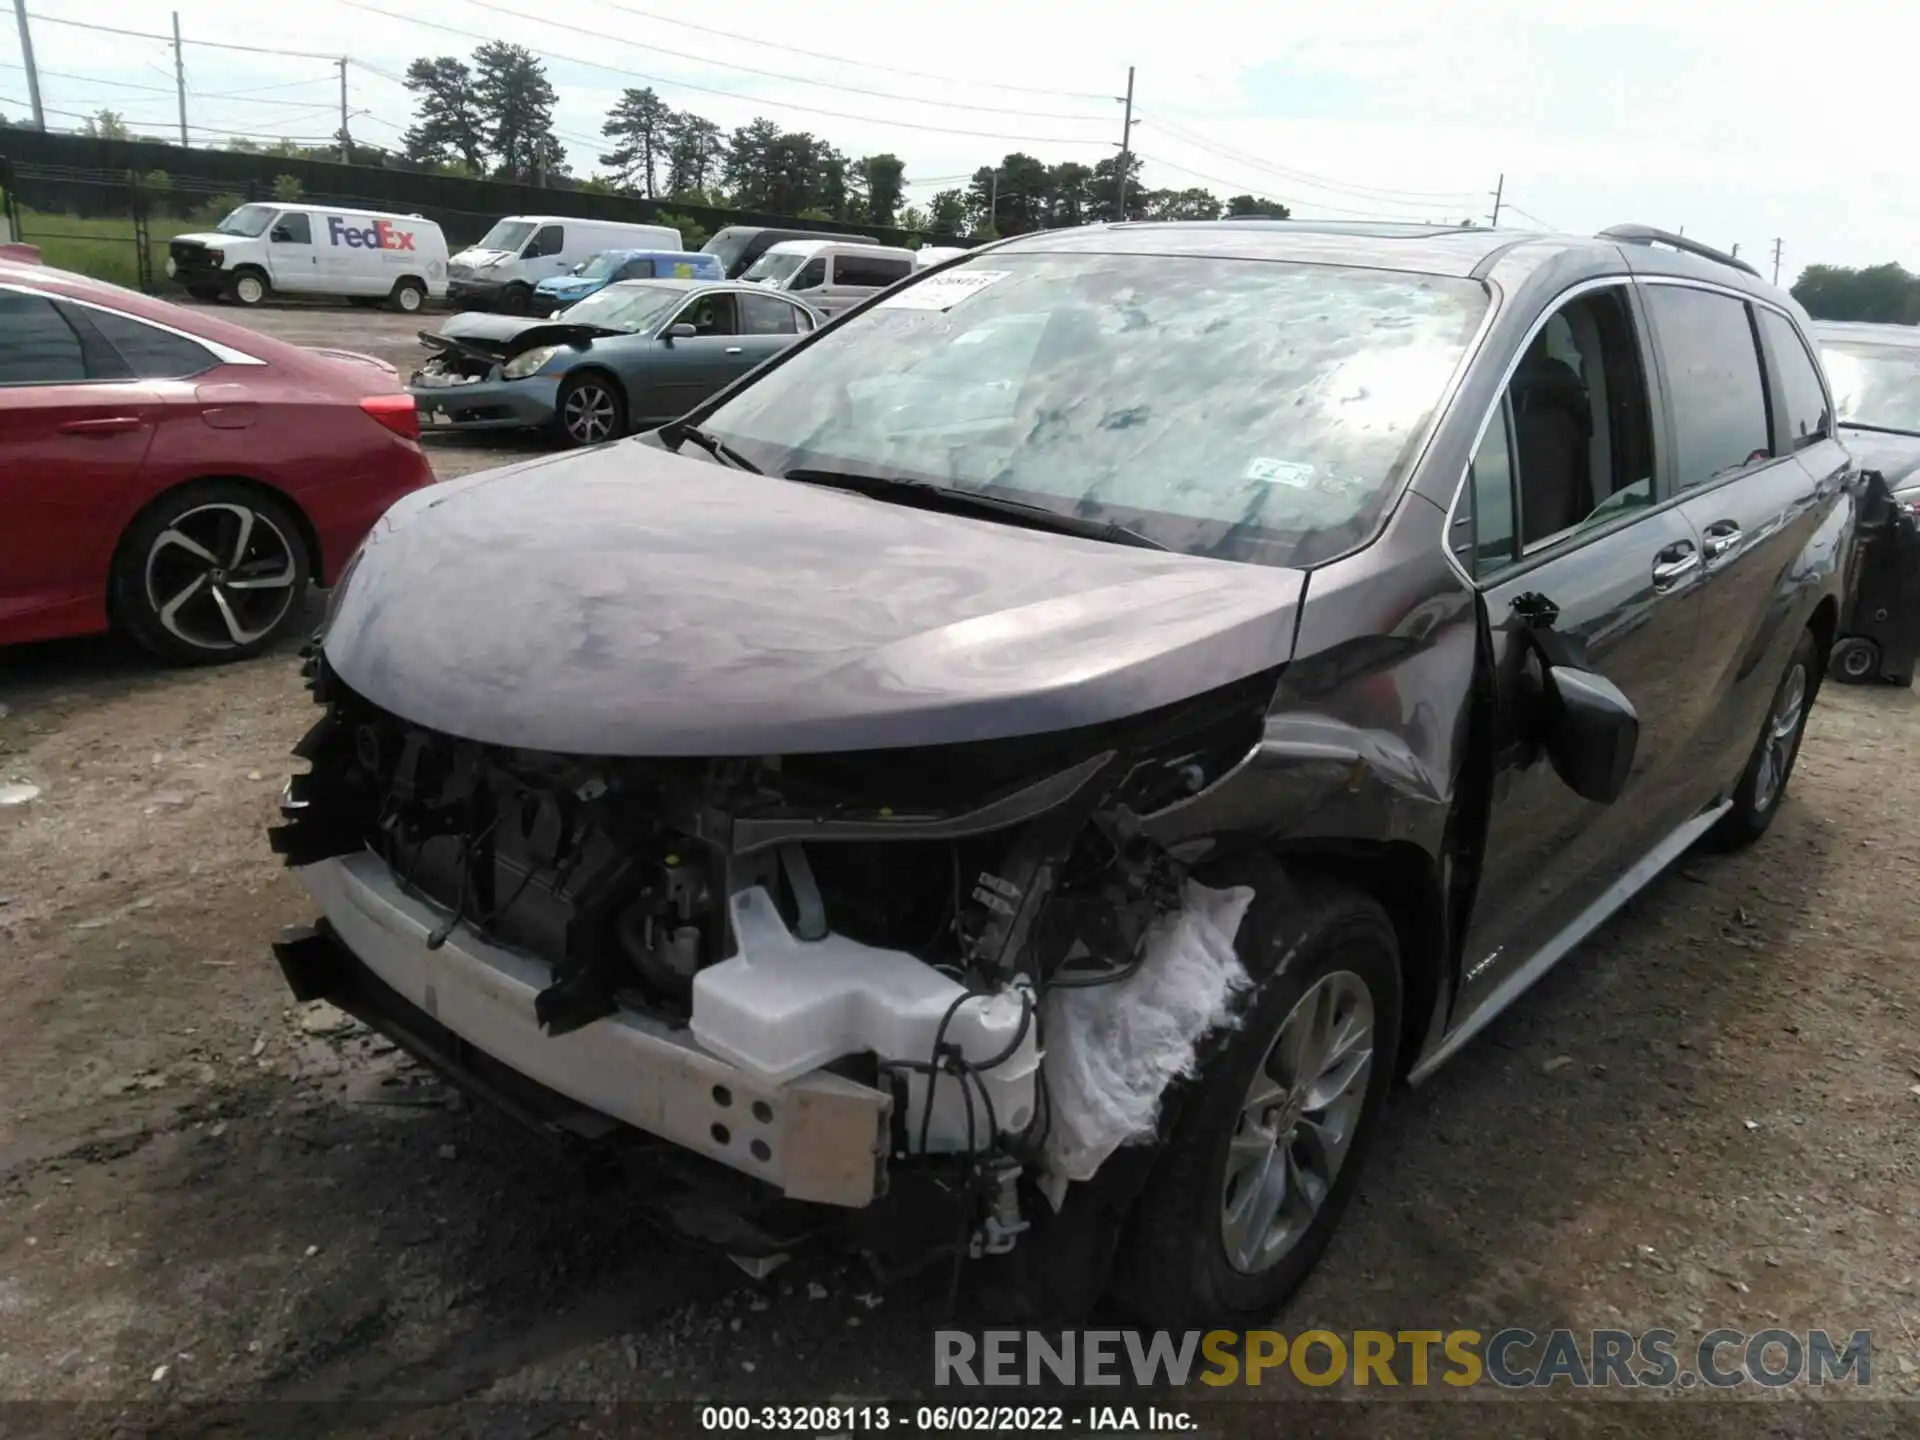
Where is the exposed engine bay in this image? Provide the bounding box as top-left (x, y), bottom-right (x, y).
top-left (271, 647), bottom-right (1277, 1263)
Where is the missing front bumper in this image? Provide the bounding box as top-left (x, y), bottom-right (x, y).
top-left (280, 853), bottom-right (892, 1209)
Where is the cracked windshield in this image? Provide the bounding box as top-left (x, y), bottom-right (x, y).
top-left (703, 253), bottom-right (1486, 565)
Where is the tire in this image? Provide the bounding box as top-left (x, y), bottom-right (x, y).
top-left (185, 285), bottom-right (221, 302)
top-left (229, 269), bottom-right (269, 307)
top-left (1829, 636), bottom-right (1880, 685)
top-left (553, 371), bottom-right (626, 448)
top-left (111, 481), bottom-right (311, 666)
top-left (1705, 628), bottom-right (1819, 850)
top-left (1111, 861), bottom-right (1402, 1329)
top-left (499, 283), bottom-right (533, 316)
top-left (388, 277), bottom-right (427, 314)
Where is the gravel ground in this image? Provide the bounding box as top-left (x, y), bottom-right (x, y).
top-left (1, 303), bottom-right (1918, 1438)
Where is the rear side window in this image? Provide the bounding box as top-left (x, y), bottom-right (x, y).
top-left (76, 307), bottom-right (219, 379)
top-left (1757, 308), bottom-right (1832, 452)
top-left (831, 254), bottom-right (910, 288)
top-left (739, 292), bottom-right (803, 336)
top-left (1643, 285), bottom-right (1772, 488)
top-left (0, 291), bottom-right (87, 384)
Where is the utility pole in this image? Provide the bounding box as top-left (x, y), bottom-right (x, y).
top-left (171, 12), bottom-right (188, 147)
top-left (988, 168), bottom-right (999, 232)
top-left (1488, 172), bottom-right (1503, 227)
top-left (1113, 65), bottom-right (1136, 221)
top-left (1771, 237), bottom-right (1784, 286)
top-left (11, 0), bottom-right (44, 131)
top-left (1730, 242), bottom-right (1740, 259)
top-left (337, 58), bottom-right (352, 164)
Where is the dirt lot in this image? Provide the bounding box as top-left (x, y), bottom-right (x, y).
top-left (2, 303), bottom-right (1919, 1438)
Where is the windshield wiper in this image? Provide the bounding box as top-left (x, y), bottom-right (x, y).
top-left (659, 421), bottom-right (761, 472)
top-left (1839, 420), bottom-right (1920, 440)
top-left (781, 469), bottom-right (1168, 551)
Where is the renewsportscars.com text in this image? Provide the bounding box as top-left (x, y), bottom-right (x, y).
top-left (934, 1328), bottom-right (1874, 1389)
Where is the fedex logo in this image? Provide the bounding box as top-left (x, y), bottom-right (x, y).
top-left (326, 216), bottom-right (416, 251)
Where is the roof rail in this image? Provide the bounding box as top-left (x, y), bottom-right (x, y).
top-left (1599, 224), bottom-right (1760, 279)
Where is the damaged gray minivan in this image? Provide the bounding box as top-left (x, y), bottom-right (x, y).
top-left (270, 220), bottom-right (1855, 1325)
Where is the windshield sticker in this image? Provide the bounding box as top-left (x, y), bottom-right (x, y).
top-left (880, 269), bottom-right (1012, 311)
top-left (1245, 457), bottom-right (1316, 487)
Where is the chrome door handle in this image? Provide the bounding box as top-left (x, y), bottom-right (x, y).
top-left (1651, 540), bottom-right (1700, 590)
top-left (1702, 520), bottom-right (1741, 560)
top-left (724, 346), bottom-right (743, 354)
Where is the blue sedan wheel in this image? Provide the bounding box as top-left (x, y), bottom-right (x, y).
top-left (554, 372), bottom-right (626, 448)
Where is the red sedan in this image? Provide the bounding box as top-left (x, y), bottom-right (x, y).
top-left (0, 258), bottom-right (432, 663)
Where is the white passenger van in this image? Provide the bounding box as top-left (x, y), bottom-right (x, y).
top-left (448, 216), bottom-right (684, 313)
top-left (913, 245), bottom-right (969, 269)
top-left (742, 239), bottom-right (915, 318)
top-left (166, 203), bottom-right (450, 311)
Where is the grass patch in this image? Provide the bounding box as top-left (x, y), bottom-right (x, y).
top-left (10, 210), bottom-right (168, 291)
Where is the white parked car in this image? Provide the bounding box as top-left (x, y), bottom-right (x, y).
top-left (449, 216), bottom-right (683, 314)
top-left (167, 203), bottom-right (450, 311)
top-left (741, 239), bottom-right (915, 318)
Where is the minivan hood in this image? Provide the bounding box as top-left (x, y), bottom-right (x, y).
top-left (319, 446), bottom-right (1303, 756)
top-left (1840, 424), bottom-right (1920, 494)
top-left (451, 247), bottom-right (515, 268)
top-left (170, 231), bottom-right (229, 247)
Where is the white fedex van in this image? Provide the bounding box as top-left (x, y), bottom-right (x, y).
top-left (166, 203), bottom-right (449, 311)
top-left (447, 215), bottom-right (684, 313)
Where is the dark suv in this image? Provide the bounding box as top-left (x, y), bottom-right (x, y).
top-left (270, 220), bottom-right (1854, 1325)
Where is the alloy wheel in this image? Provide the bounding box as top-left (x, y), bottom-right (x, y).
top-left (1219, 969), bottom-right (1375, 1275)
top-left (1751, 662), bottom-right (1807, 814)
top-left (143, 503), bottom-right (299, 652)
top-left (563, 383), bottom-right (618, 444)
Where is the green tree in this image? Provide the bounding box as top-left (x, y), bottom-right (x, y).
top-left (402, 57), bottom-right (487, 172)
top-left (600, 87), bottom-right (674, 197)
top-left (1046, 161), bottom-right (1093, 228)
top-left (473, 42), bottom-right (561, 182)
top-left (272, 174), bottom-right (304, 202)
top-left (1792, 263), bottom-right (1920, 324)
top-left (724, 117), bottom-right (783, 208)
top-left (665, 113), bottom-right (723, 199)
top-left (1224, 193), bottom-right (1290, 219)
top-left (137, 169), bottom-right (174, 215)
top-left (1152, 187), bottom-right (1222, 221)
top-left (654, 211), bottom-right (709, 248)
top-left (928, 189), bottom-right (968, 235)
top-left (855, 153), bottom-right (905, 227)
top-left (81, 109), bottom-right (132, 140)
top-left (898, 203), bottom-right (930, 234)
top-left (1088, 153), bottom-right (1146, 222)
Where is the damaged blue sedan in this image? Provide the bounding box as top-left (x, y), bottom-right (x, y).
top-left (408, 278), bottom-right (820, 447)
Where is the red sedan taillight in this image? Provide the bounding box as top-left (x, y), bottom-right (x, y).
top-left (360, 392), bottom-right (420, 441)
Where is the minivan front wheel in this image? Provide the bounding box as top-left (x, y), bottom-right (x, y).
top-left (230, 269), bottom-right (269, 307)
top-left (1112, 865), bottom-right (1401, 1328)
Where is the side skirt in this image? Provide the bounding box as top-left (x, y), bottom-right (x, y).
top-left (1406, 799), bottom-right (1733, 1086)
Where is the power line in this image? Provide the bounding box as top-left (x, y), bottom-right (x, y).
top-left (0, 63), bottom-right (356, 107)
top-left (1503, 204), bottom-right (1558, 230)
top-left (3, 95), bottom-right (345, 140)
top-left (447, 0), bottom-right (1112, 121)
top-left (1134, 151), bottom-right (1450, 221)
top-left (333, 0), bottom-right (1116, 147)
top-left (585, 0), bottom-right (1113, 102)
top-left (22, 12), bottom-right (341, 60)
top-left (1136, 114), bottom-right (1482, 205)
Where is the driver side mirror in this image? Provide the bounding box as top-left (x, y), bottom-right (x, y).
top-left (664, 323), bottom-right (697, 343)
top-left (1539, 664), bottom-right (1639, 803)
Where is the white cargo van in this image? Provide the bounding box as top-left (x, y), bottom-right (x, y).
top-left (742, 239), bottom-right (915, 318)
top-left (166, 202), bottom-right (450, 311)
top-left (448, 216), bottom-right (684, 313)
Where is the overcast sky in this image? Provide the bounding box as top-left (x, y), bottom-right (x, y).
top-left (4, 0), bottom-right (1904, 282)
